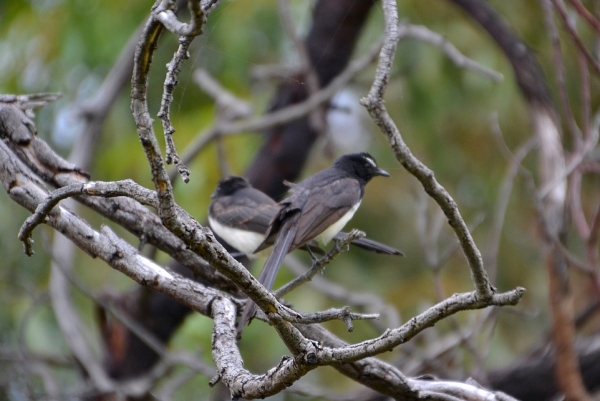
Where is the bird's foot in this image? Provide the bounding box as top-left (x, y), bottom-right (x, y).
top-left (334, 237), bottom-right (351, 253)
top-left (306, 244), bottom-right (320, 265)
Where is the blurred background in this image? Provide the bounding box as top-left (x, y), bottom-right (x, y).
top-left (1, 0), bottom-right (598, 400)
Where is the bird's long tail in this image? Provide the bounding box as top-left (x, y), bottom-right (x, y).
top-left (338, 232), bottom-right (404, 256)
top-left (238, 220), bottom-right (297, 332)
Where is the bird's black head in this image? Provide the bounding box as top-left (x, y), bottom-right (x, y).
top-left (212, 176), bottom-right (251, 198)
top-left (334, 152), bottom-right (390, 182)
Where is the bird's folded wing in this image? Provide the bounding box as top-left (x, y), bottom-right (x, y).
top-left (291, 178), bottom-right (361, 247)
top-left (211, 196), bottom-right (279, 234)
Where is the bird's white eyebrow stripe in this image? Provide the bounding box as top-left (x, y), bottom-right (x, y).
top-left (365, 157), bottom-right (377, 167)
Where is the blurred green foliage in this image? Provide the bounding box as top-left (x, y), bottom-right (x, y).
top-left (0, 0), bottom-right (594, 399)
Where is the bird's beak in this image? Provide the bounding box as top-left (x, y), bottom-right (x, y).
top-left (376, 168), bottom-right (390, 177)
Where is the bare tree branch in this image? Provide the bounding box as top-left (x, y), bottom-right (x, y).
top-left (1, 0), bottom-right (544, 398)
top-left (361, 0), bottom-right (494, 299)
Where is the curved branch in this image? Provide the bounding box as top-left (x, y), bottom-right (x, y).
top-left (361, 0), bottom-right (494, 298)
top-left (0, 108), bottom-right (230, 286)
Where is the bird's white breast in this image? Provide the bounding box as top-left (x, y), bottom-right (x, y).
top-left (315, 201), bottom-right (361, 245)
top-left (208, 216), bottom-right (266, 257)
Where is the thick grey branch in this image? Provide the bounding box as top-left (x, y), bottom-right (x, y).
top-left (212, 286), bottom-right (524, 400)
top-left (210, 297), bottom-right (314, 399)
top-left (0, 140), bottom-right (228, 315)
top-left (18, 180), bottom-right (158, 255)
top-left (1, 114), bottom-right (228, 284)
top-left (154, 0), bottom-right (204, 37)
top-left (412, 379), bottom-right (518, 401)
top-left (312, 288), bottom-right (524, 365)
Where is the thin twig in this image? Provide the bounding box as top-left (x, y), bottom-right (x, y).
top-left (541, 0), bottom-right (583, 148)
top-left (399, 23), bottom-right (503, 82)
top-left (274, 230), bottom-right (365, 298)
top-left (552, 0), bottom-right (600, 76)
top-left (489, 115), bottom-right (536, 280)
top-left (18, 180), bottom-right (158, 255)
top-left (568, 0), bottom-right (600, 34)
